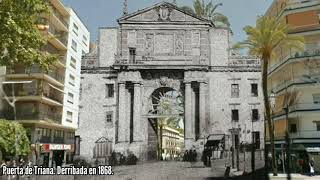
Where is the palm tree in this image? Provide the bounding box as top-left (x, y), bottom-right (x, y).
top-left (156, 91), bottom-right (184, 160)
top-left (234, 16), bottom-right (304, 176)
top-left (173, 0), bottom-right (229, 27)
top-left (193, 0), bottom-right (229, 27)
top-left (180, 6), bottom-right (195, 15)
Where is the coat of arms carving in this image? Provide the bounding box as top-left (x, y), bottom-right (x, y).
top-left (157, 6), bottom-right (171, 21)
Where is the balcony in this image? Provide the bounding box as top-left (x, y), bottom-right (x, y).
top-left (271, 76), bottom-right (318, 93)
top-left (47, 25), bottom-right (68, 50)
top-left (273, 103), bottom-right (320, 118)
top-left (268, 48), bottom-right (320, 75)
top-left (113, 55), bottom-right (209, 70)
top-left (272, 130), bottom-right (320, 141)
top-left (6, 66), bottom-right (65, 87)
top-left (15, 112), bottom-right (62, 123)
top-left (3, 80), bottom-right (64, 106)
top-left (290, 130), bottom-right (320, 139)
top-left (275, 0), bottom-right (320, 19)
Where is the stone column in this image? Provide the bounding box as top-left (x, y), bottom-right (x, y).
top-left (199, 81), bottom-right (207, 138)
top-left (118, 82), bottom-right (127, 143)
top-left (133, 82), bottom-right (142, 142)
top-left (184, 81), bottom-right (194, 144)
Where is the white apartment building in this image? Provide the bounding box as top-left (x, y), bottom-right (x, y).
top-left (62, 8), bottom-right (90, 129)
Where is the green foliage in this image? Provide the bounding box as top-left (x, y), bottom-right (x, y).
top-left (0, 0), bottom-right (57, 70)
top-left (180, 6), bottom-right (195, 15)
top-left (0, 119), bottom-right (30, 157)
top-left (193, 0), bottom-right (229, 27)
top-left (177, 0), bottom-right (230, 27)
top-left (233, 16), bottom-right (304, 58)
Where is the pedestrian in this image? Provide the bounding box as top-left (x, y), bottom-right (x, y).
top-left (0, 160), bottom-right (6, 175)
top-left (193, 149), bottom-right (197, 162)
top-left (309, 157), bottom-right (315, 176)
top-left (183, 150), bottom-right (189, 162)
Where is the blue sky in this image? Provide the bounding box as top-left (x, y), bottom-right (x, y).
top-left (63, 0), bottom-right (273, 43)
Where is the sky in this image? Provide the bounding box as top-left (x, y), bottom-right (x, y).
top-left (62, 0), bottom-right (273, 43)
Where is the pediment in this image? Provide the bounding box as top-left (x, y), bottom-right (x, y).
top-left (118, 2), bottom-right (212, 26)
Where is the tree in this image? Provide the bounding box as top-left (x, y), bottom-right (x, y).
top-left (155, 91), bottom-right (184, 160)
top-left (0, 0), bottom-right (58, 120)
top-left (180, 6), bottom-right (195, 15)
top-left (0, 119), bottom-right (31, 158)
top-left (193, 0), bottom-right (229, 27)
top-left (234, 16), bottom-right (304, 176)
top-left (0, 0), bottom-right (57, 71)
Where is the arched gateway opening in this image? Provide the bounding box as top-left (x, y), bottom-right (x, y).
top-left (146, 87), bottom-right (184, 160)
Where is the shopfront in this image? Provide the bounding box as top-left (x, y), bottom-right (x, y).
top-left (40, 144), bottom-right (74, 167)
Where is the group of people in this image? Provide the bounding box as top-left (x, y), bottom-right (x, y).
top-left (0, 159), bottom-right (32, 178)
top-left (183, 149), bottom-right (197, 162)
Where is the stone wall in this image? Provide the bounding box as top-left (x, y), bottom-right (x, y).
top-left (207, 71), bottom-right (265, 149)
top-left (76, 71), bottom-right (117, 161)
top-left (99, 27), bottom-right (118, 67)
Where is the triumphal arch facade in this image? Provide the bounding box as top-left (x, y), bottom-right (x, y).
top-left (78, 2), bottom-right (264, 162)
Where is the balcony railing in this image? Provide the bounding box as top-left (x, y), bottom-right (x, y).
top-left (271, 76), bottom-right (317, 93)
top-left (7, 66), bottom-right (65, 84)
top-left (48, 24), bottom-right (68, 47)
top-left (51, 5), bottom-right (69, 28)
top-left (268, 48), bottom-right (320, 74)
top-left (290, 130), bottom-right (320, 139)
top-left (15, 113), bottom-right (62, 122)
top-left (114, 55), bottom-right (209, 66)
top-left (274, 0), bottom-right (320, 19)
top-left (274, 103), bottom-right (320, 117)
top-left (3, 82), bottom-right (63, 104)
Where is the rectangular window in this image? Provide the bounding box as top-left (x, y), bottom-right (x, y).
top-left (252, 132), bottom-right (260, 149)
top-left (105, 84), bottom-right (114, 98)
top-left (73, 23), bottom-right (78, 35)
top-left (313, 94), bottom-right (320, 104)
top-left (66, 111), bottom-right (73, 122)
top-left (71, 40), bottom-right (77, 52)
top-left (290, 124), bottom-right (297, 133)
top-left (129, 48), bottom-right (136, 63)
top-left (106, 112), bottom-right (113, 123)
top-left (252, 109), bottom-right (259, 121)
top-left (82, 35), bottom-right (87, 46)
top-left (231, 84), bottom-right (239, 98)
top-left (67, 92), bottom-right (74, 104)
top-left (69, 74), bottom-right (75, 86)
top-left (251, 83), bottom-right (258, 97)
top-left (70, 56), bottom-right (76, 69)
top-left (316, 123), bottom-right (320, 131)
top-left (231, 109), bottom-right (239, 121)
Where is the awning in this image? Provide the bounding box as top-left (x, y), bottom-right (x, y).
top-left (207, 134), bottom-right (224, 141)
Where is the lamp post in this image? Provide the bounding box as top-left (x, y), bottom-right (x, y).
top-left (269, 91), bottom-right (277, 175)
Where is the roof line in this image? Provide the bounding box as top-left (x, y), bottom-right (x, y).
top-left (117, 1), bottom-right (213, 26)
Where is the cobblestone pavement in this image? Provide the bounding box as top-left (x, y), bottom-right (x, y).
top-left (75, 161), bottom-right (221, 180)
top-left (1, 157), bottom-right (265, 180)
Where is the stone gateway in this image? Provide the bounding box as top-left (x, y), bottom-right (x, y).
top-left (78, 2), bottom-right (264, 163)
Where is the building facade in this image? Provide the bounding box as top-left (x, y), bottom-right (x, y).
top-left (78, 2), bottom-right (264, 162)
top-left (266, 0), bottom-right (320, 171)
top-left (1, 0), bottom-right (89, 167)
top-left (161, 126), bottom-right (184, 160)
